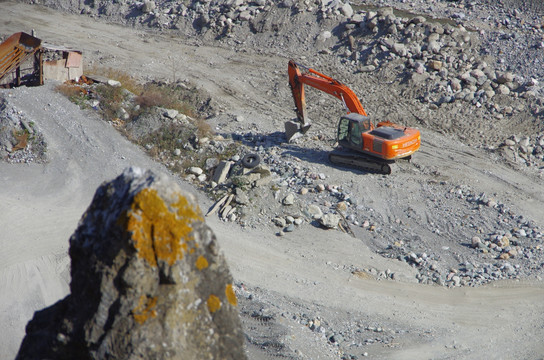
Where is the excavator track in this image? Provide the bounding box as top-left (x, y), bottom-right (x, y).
top-left (328, 150), bottom-right (398, 175)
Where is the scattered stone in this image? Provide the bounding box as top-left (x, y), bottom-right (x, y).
top-left (142, 0), bottom-right (156, 13)
top-left (212, 160), bottom-right (233, 184)
top-left (319, 213), bottom-right (340, 229)
top-left (428, 60), bottom-right (443, 71)
top-left (107, 79), bottom-right (121, 87)
top-left (359, 65), bottom-right (376, 72)
top-left (284, 223), bottom-right (295, 232)
top-left (188, 166), bottom-right (203, 176)
top-left (497, 72), bottom-right (514, 84)
top-left (282, 193), bottom-right (296, 205)
top-left (471, 236), bottom-right (481, 248)
top-left (234, 188), bottom-right (249, 205)
top-left (163, 108), bottom-right (179, 119)
top-left (497, 84), bottom-right (510, 95)
top-left (497, 236), bottom-right (510, 248)
top-left (205, 157), bottom-right (220, 170)
top-left (336, 201), bottom-right (348, 213)
top-left (239, 10), bottom-right (252, 21)
top-left (306, 204), bottom-right (323, 220)
top-left (340, 3), bottom-right (353, 18)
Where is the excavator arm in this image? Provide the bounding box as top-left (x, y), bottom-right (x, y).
top-left (288, 60), bottom-right (368, 134)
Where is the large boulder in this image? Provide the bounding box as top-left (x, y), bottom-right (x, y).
top-left (16, 168), bottom-right (246, 360)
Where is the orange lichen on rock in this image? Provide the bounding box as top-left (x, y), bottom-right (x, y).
top-left (132, 295), bottom-right (158, 324)
top-left (126, 188), bottom-right (203, 267)
top-left (225, 284), bottom-right (237, 307)
top-left (196, 255), bottom-right (209, 270)
top-left (207, 295), bottom-right (221, 313)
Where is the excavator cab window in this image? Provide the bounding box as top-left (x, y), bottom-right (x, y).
top-left (338, 117), bottom-right (349, 143)
top-left (350, 121), bottom-right (362, 145)
top-left (361, 119), bottom-right (371, 131)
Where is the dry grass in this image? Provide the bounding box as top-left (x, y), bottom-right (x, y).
top-left (55, 83), bottom-right (86, 98)
top-left (56, 66), bottom-right (223, 177)
top-left (55, 83), bottom-right (89, 106)
top-left (86, 66), bottom-right (143, 95)
top-left (351, 270), bottom-right (375, 280)
top-left (195, 118), bottom-right (213, 138)
top-left (135, 83), bottom-right (197, 118)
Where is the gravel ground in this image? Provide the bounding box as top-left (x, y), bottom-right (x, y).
top-left (1, 0), bottom-right (544, 359)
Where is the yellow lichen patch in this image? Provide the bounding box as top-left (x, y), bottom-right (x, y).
top-left (225, 284), bottom-right (237, 307)
top-left (133, 295), bottom-right (158, 324)
top-left (196, 255), bottom-right (209, 270)
top-left (126, 188), bottom-right (203, 266)
top-left (172, 195), bottom-right (203, 222)
top-left (207, 294), bottom-right (221, 313)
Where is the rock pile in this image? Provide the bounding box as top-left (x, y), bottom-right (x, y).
top-left (500, 132), bottom-right (544, 172)
top-left (0, 94), bottom-right (47, 164)
top-left (198, 132), bottom-right (357, 234)
top-left (177, 129), bottom-right (543, 288)
top-left (338, 7), bottom-right (544, 120)
top-left (380, 183), bottom-right (544, 287)
top-left (16, 168), bottom-right (246, 360)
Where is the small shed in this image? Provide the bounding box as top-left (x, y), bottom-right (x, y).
top-left (42, 44), bottom-right (83, 82)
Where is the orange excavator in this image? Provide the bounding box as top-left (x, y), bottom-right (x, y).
top-left (287, 60), bottom-right (420, 174)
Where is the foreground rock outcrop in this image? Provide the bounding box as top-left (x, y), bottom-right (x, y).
top-left (16, 168), bottom-right (246, 360)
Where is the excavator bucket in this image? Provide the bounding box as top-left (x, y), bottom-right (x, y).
top-left (284, 119), bottom-right (311, 142)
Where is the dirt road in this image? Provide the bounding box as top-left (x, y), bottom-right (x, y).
top-left (1, 2), bottom-right (544, 359)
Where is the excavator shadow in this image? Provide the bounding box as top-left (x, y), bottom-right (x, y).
top-left (222, 130), bottom-right (285, 149)
top-left (281, 143), bottom-right (374, 175)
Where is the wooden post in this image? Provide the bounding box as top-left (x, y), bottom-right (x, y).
top-left (16, 66), bottom-right (21, 87)
top-left (37, 48), bottom-right (43, 85)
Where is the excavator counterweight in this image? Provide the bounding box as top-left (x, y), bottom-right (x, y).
top-left (287, 60), bottom-right (420, 174)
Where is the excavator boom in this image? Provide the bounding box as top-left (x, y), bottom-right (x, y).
top-left (288, 60), bottom-right (367, 131)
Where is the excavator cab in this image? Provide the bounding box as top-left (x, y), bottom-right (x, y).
top-left (337, 113), bottom-right (371, 151)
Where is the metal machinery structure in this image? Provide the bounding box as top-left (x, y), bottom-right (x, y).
top-left (287, 60), bottom-right (420, 174)
top-left (0, 32), bottom-right (43, 87)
